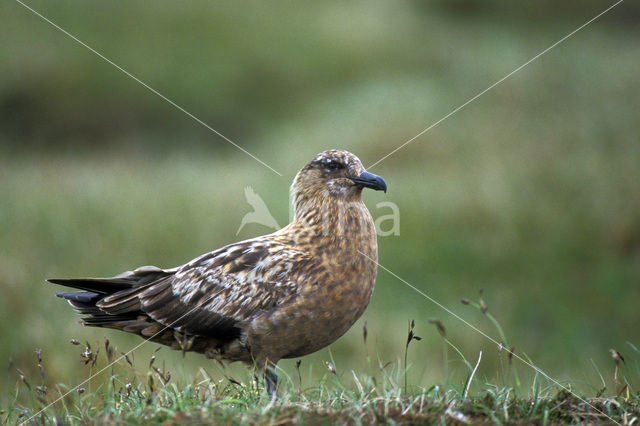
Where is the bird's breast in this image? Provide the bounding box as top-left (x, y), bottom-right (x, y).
top-left (245, 198), bottom-right (379, 360)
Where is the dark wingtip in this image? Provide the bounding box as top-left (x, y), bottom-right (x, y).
top-left (47, 278), bottom-right (67, 285)
top-left (56, 291), bottom-right (101, 303)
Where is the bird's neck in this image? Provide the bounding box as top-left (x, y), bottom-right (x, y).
top-left (291, 194), bottom-right (375, 242)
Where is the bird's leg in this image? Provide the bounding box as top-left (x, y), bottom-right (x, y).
top-left (264, 362), bottom-right (278, 399)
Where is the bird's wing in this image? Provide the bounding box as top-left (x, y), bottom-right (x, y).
top-left (49, 265), bottom-right (179, 294)
top-left (96, 237), bottom-right (311, 339)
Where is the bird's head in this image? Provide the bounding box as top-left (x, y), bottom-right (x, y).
top-left (291, 150), bottom-right (386, 213)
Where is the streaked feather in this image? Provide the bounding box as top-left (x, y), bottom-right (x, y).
top-left (50, 150), bottom-right (385, 396)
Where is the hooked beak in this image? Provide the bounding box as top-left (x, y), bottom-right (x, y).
top-left (349, 170), bottom-right (387, 193)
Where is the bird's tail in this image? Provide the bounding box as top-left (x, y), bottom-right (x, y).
top-left (48, 277), bottom-right (135, 294)
top-left (48, 266), bottom-right (175, 327)
top-left (48, 266), bottom-right (197, 352)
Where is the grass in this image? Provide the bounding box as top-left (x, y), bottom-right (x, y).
top-left (5, 316), bottom-right (639, 425)
top-left (1, 1), bottom-right (639, 423)
top-left (1, 151), bottom-right (638, 423)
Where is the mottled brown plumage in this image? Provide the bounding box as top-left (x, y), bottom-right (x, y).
top-left (50, 149), bottom-right (387, 396)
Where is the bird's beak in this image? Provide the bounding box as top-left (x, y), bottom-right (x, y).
top-left (349, 170), bottom-right (387, 193)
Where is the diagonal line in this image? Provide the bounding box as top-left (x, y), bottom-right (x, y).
top-left (13, 0), bottom-right (282, 177)
top-left (367, 0), bottom-right (624, 170)
top-left (21, 288), bottom-right (227, 425)
top-left (357, 249), bottom-right (622, 426)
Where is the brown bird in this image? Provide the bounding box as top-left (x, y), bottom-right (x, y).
top-left (50, 149), bottom-right (387, 396)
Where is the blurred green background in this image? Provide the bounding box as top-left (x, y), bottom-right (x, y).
top-left (1, 0), bottom-right (639, 399)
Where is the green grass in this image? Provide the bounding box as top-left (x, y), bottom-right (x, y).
top-left (1, 150), bottom-right (637, 396)
top-left (4, 283), bottom-right (640, 424)
top-left (5, 320), bottom-right (639, 425)
top-left (1, 0), bottom-right (640, 423)
top-left (1, 149), bottom-right (638, 421)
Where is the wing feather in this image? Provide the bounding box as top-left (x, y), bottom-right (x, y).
top-left (136, 238), bottom-right (309, 340)
top-left (55, 237), bottom-right (313, 344)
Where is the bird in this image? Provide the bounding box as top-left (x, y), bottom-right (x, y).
top-left (49, 149), bottom-right (387, 397)
top-left (236, 186), bottom-right (281, 235)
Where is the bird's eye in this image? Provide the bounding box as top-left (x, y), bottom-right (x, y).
top-left (323, 160), bottom-right (342, 171)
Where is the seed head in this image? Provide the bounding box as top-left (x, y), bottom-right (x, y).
top-left (609, 348), bottom-right (625, 367)
top-left (362, 321), bottom-right (368, 345)
top-left (325, 361), bottom-right (337, 375)
top-left (428, 318), bottom-right (446, 338)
